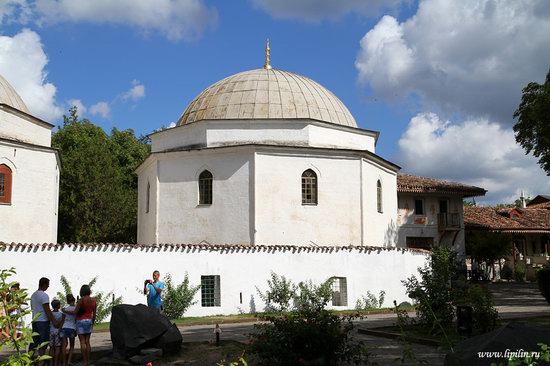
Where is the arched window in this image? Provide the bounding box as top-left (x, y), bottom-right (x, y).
top-left (199, 170), bottom-right (213, 205)
top-left (377, 179), bottom-right (383, 213)
top-left (0, 164), bottom-right (12, 205)
top-left (145, 182), bottom-right (150, 213)
top-left (301, 169), bottom-right (317, 205)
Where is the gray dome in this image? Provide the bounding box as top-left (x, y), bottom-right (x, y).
top-left (177, 68), bottom-right (357, 128)
top-left (0, 74), bottom-right (29, 114)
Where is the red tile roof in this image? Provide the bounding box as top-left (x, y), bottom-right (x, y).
top-left (397, 173), bottom-right (487, 197)
top-left (464, 206), bottom-right (550, 233)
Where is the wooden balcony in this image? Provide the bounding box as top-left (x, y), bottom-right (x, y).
top-left (438, 213), bottom-right (460, 231)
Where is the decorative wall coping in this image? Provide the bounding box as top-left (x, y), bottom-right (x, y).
top-left (0, 242), bottom-right (429, 255)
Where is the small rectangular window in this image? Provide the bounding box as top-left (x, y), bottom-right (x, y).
top-left (414, 199), bottom-right (424, 215)
top-left (331, 277), bottom-right (347, 306)
top-left (146, 182), bottom-right (150, 214)
top-left (439, 199), bottom-right (448, 214)
top-left (201, 275), bottom-right (221, 307)
top-left (406, 237), bottom-right (433, 249)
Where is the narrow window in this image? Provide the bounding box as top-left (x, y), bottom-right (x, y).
top-left (146, 182), bottom-right (150, 213)
top-left (201, 275), bottom-right (221, 307)
top-left (406, 237), bottom-right (434, 249)
top-left (0, 164), bottom-right (12, 205)
top-left (331, 277), bottom-right (348, 306)
top-left (377, 180), bottom-right (383, 213)
top-left (301, 169), bottom-right (317, 205)
top-left (414, 199), bottom-right (424, 215)
top-left (199, 170), bottom-right (213, 205)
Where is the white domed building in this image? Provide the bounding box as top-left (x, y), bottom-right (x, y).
top-left (0, 74), bottom-right (60, 243)
top-left (137, 53), bottom-right (400, 246)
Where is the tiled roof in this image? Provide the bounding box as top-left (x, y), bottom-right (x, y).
top-left (528, 201), bottom-right (550, 209)
top-left (0, 242), bottom-right (429, 255)
top-left (0, 74), bottom-right (29, 113)
top-left (397, 173), bottom-right (487, 197)
top-left (464, 206), bottom-right (550, 233)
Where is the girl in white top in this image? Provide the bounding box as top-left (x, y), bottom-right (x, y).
top-left (49, 299), bottom-right (65, 366)
top-left (60, 294), bottom-right (77, 366)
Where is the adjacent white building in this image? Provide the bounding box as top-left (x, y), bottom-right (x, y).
top-left (137, 66), bottom-right (399, 246)
top-left (0, 74), bottom-right (60, 244)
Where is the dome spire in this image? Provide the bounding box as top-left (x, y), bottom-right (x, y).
top-left (264, 39), bottom-right (272, 70)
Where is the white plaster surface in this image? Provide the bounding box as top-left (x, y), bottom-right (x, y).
top-left (0, 109), bottom-right (52, 147)
top-left (0, 141), bottom-right (59, 244)
top-left (1, 244), bottom-right (428, 317)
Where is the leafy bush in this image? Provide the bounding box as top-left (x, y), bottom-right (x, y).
top-left (162, 272), bottom-right (200, 320)
top-left (355, 290), bottom-right (386, 311)
top-left (515, 262), bottom-right (526, 282)
top-left (536, 268), bottom-right (550, 305)
top-left (1, 268), bottom-right (50, 365)
top-left (501, 264), bottom-right (513, 281)
top-left (256, 272), bottom-right (296, 312)
top-left (56, 275), bottom-right (122, 322)
top-left (403, 247), bottom-right (457, 331)
top-left (464, 284), bottom-right (498, 333)
top-left (250, 278), bottom-right (369, 366)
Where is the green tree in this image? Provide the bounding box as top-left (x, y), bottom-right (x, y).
top-left (466, 231), bottom-right (512, 280)
top-left (513, 68), bottom-right (550, 175)
top-left (53, 107), bottom-right (149, 243)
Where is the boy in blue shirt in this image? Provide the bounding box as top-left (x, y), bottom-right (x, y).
top-left (144, 270), bottom-right (164, 312)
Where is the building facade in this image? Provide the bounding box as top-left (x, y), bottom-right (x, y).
top-left (0, 74), bottom-right (60, 244)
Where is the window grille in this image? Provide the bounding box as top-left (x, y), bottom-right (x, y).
top-left (377, 180), bottom-right (383, 213)
top-left (201, 275), bottom-right (221, 307)
top-left (331, 277), bottom-right (348, 306)
top-left (301, 169), bottom-right (317, 205)
top-left (0, 173), bottom-right (4, 197)
top-left (199, 170), bottom-right (213, 205)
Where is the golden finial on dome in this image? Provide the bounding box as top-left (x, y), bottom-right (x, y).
top-left (264, 39), bottom-right (272, 70)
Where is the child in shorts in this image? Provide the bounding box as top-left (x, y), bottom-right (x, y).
top-left (49, 299), bottom-right (65, 366)
top-left (60, 294), bottom-right (77, 366)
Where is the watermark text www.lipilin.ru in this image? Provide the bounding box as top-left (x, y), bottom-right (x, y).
top-left (478, 349), bottom-right (540, 359)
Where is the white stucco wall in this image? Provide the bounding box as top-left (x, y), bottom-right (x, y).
top-left (150, 120), bottom-right (377, 154)
top-left (138, 147), bottom-right (252, 244)
top-left (0, 141), bottom-right (59, 244)
top-left (1, 244), bottom-right (428, 317)
top-left (396, 194), bottom-right (466, 254)
top-left (0, 109), bottom-right (52, 147)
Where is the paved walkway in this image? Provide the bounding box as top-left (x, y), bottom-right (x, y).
top-left (2, 283), bottom-right (548, 365)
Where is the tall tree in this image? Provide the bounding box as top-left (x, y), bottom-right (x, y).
top-left (513, 69), bottom-right (550, 175)
top-left (53, 107), bottom-right (150, 243)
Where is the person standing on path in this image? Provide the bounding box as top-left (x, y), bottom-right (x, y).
top-left (64, 285), bottom-right (96, 366)
top-left (144, 270), bottom-right (164, 312)
top-left (30, 277), bottom-right (54, 364)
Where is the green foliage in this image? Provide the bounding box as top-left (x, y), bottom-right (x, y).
top-left (250, 279), bottom-right (370, 366)
top-left (52, 106), bottom-right (150, 243)
top-left (501, 264), bottom-right (513, 281)
top-left (256, 272), bottom-right (296, 312)
top-left (515, 262), bottom-right (527, 283)
top-left (536, 268), bottom-right (550, 305)
top-left (55, 275), bottom-right (122, 322)
top-left (403, 246), bottom-right (457, 331)
top-left (162, 272), bottom-right (201, 320)
top-left (1, 268), bottom-right (50, 365)
top-left (454, 283), bottom-right (498, 333)
top-left (506, 343), bottom-right (550, 366)
top-left (216, 355), bottom-right (248, 366)
top-left (513, 68), bottom-right (550, 175)
top-left (466, 231), bottom-right (511, 280)
top-left (355, 290), bottom-right (386, 311)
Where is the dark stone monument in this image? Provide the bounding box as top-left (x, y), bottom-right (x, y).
top-left (108, 304), bottom-right (182, 363)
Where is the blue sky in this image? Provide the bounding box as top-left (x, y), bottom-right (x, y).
top-left (1, 0), bottom-right (549, 204)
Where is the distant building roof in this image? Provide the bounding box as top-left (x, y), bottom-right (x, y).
top-left (527, 195), bottom-right (550, 207)
top-left (397, 173), bottom-right (487, 197)
top-left (464, 206), bottom-right (550, 234)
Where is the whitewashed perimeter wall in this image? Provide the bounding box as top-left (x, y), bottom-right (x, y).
top-left (1, 244), bottom-right (428, 317)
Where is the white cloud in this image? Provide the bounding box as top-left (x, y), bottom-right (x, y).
top-left (0, 28), bottom-right (63, 121)
top-left (32, 0), bottom-right (217, 41)
top-left (67, 98), bottom-right (86, 114)
top-left (397, 113), bottom-right (550, 204)
top-left (89, 101), bottom-right (110, 119)
top-left (168, 121), bottom-right (176, 128)
top-left (0, 0), bottom-right (31, 23)
top-left (356, 0), bottom-right (550, 124)
top-left (121, 80), bottom-right (145, 102)
top-left (251, 0), bottom-right (403, 21)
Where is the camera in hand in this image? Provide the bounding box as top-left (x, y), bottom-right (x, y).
top-left (144, 279), bottom-right (152, 285)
